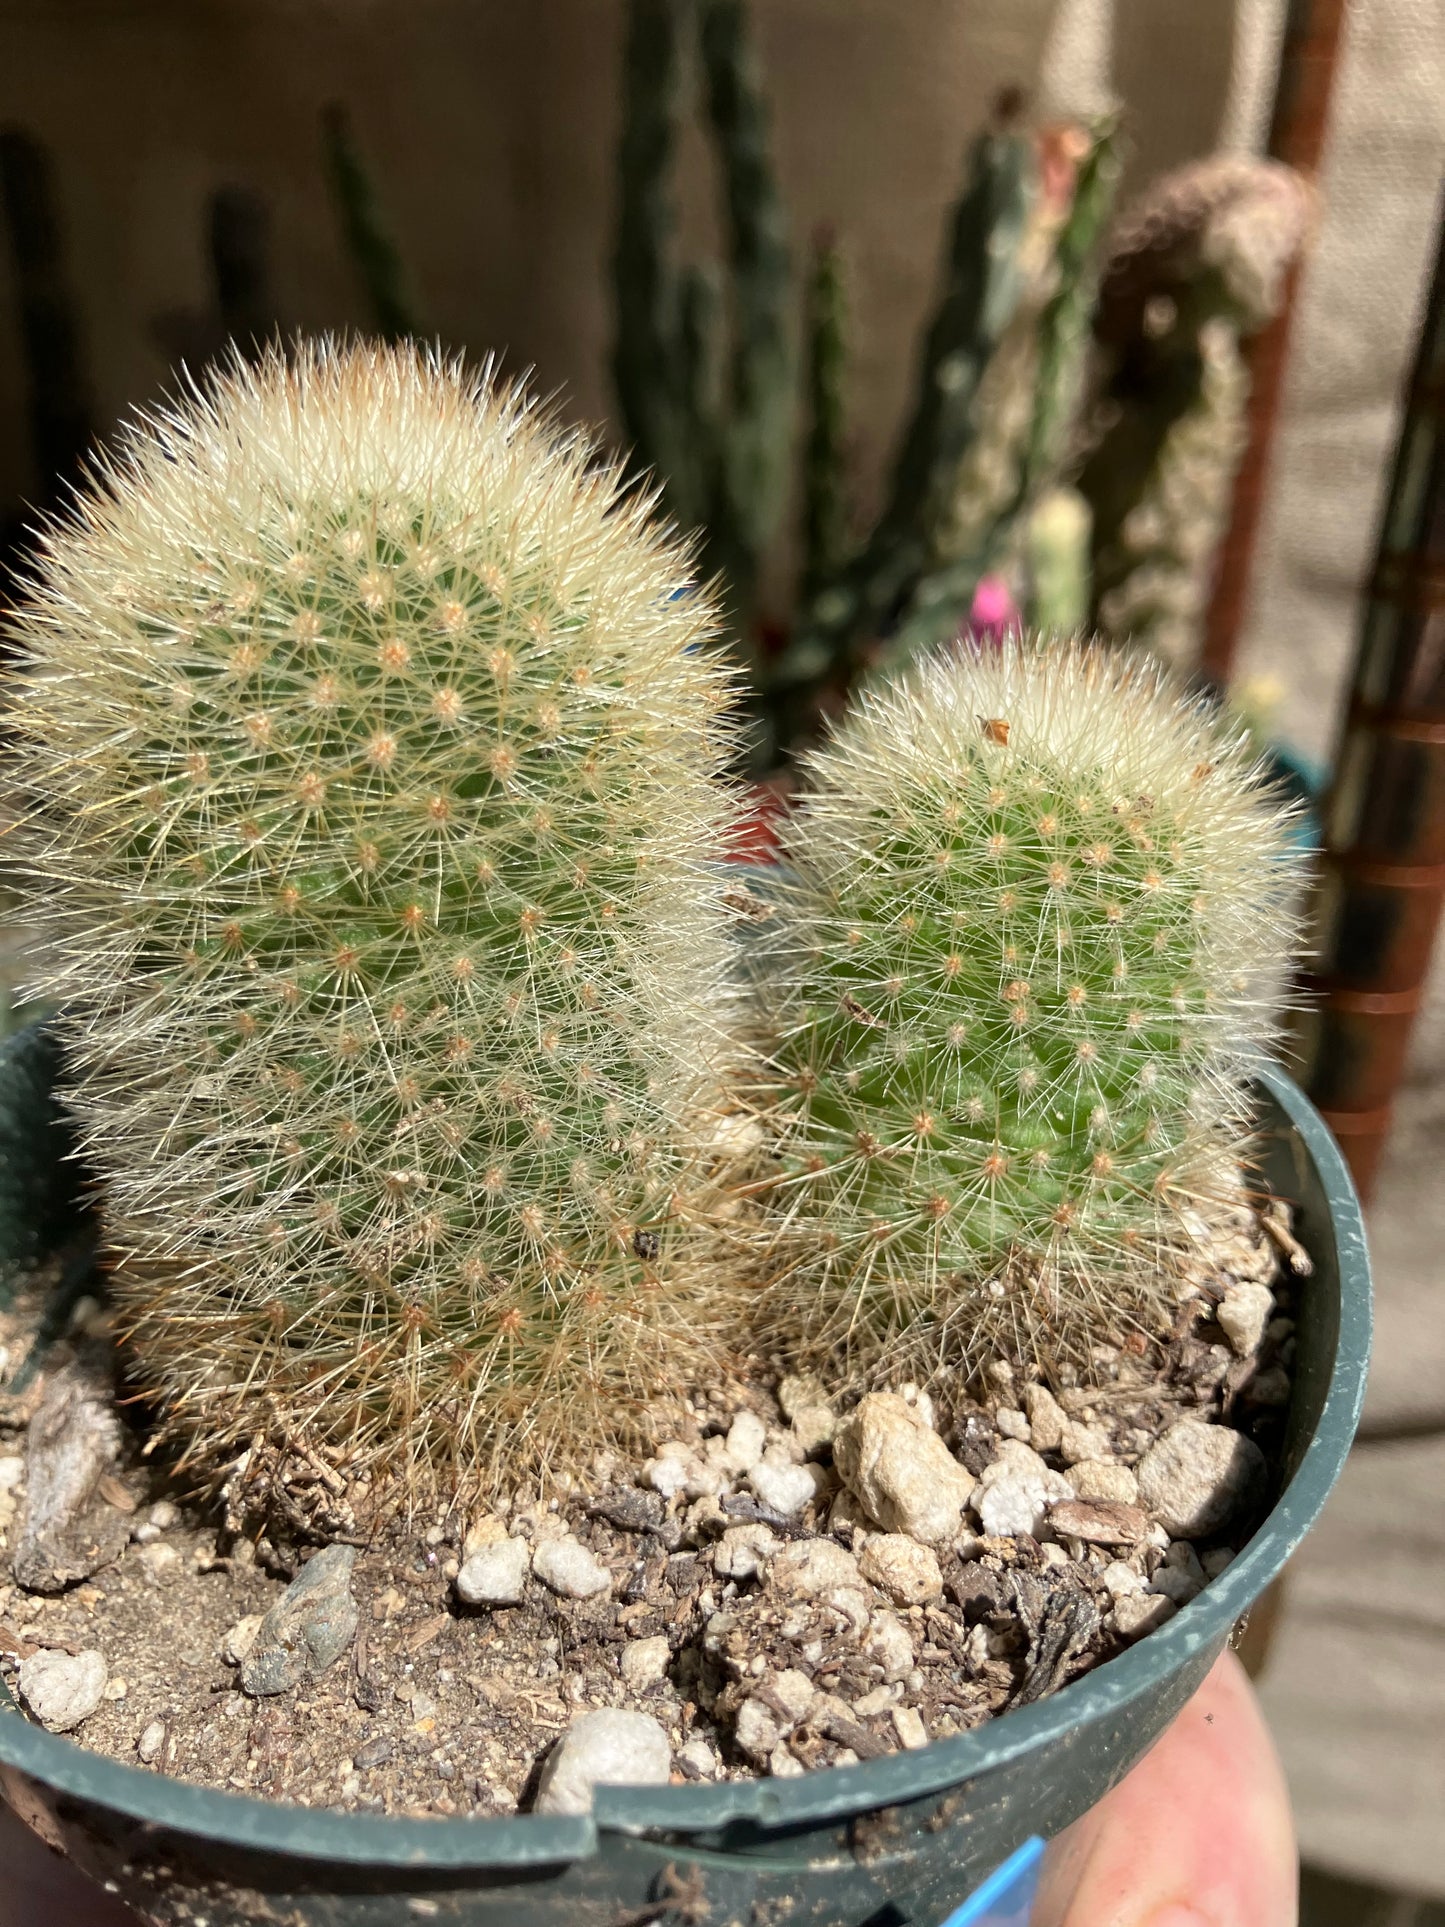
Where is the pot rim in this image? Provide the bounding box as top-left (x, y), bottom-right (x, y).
top-left (0, 1059), bottom-right (1370, 1869)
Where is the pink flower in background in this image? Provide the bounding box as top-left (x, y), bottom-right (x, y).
top-left (966, 573), bottom-right (1021, 643)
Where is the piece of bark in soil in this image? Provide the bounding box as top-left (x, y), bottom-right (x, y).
top-left (1006, 1569), bottom-right (1105, 1708)
top-left (12, 1358), bottom-right (129, 1593)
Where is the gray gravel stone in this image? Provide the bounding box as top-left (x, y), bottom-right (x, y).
top-left (619, 1635), bottom-right (671, 1689)
top-left (456, 1536), bottom-right (530, 1607)
top-left (241, 1543), bottom-right (359, 1697)
top-left (18, 1648), bottom-right (108, 1731)
top-left (534, 1709), bottom-right (671, 1814)
top-left (1136, 1420), bottom-right (1267, 1537)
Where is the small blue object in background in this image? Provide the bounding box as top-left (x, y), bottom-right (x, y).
top-left (938, 1836), bottom-right (1045, 1927)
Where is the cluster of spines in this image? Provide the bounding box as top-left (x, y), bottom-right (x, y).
top-left (756, 637), bottom-right (1299, 1380)
top-left (7, 342), bottom-right (746, 1502)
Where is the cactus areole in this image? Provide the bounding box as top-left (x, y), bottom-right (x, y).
top-left (6, 342), bottom-right (746, 1507)
top-left (760, 638), bottom-right (1301, 1381)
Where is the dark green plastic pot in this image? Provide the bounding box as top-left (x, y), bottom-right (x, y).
top-left (0, 1062), bottom-right (1370, 1927)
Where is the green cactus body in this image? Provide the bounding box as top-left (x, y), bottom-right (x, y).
top-left (759, 637), bottom-right (1298, 1380)
top-left (7, 344), bottom-right (744, 1502)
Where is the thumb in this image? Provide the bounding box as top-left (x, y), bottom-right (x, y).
top-left (1032, 1650), bottom-right (1297, 1927)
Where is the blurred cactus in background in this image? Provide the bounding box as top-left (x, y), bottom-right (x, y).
top-left (753, 636), bottom-right (1302, 1383)
top-left (323, 102), bottom-right (421, 345)
top-left (6, 342), bottom-right (749, 1509)
top-left (1079, 157), bottom-right (1314, 667)
top-left (612, 0), bottom-right (794, 657)
top-left (152, 184), bottom-right (278, 375)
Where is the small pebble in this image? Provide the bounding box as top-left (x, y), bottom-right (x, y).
top-left (747, 1454), bottom-right (817, 1518)
top-left (18, 1649), bottom-right (108, 1732)
top-left (833, 1394), bottom-right (975, 1545)
top-left (222, 1614), bottom-right (265, 1666)
top-left (456, 1537), bottom-right (531, 1608)
top-left (891, 1705), bottom-right (929, 1750)
top-left (1048, 1499), bottom-right (1150, 1547)
top-left (532, 1537), bottom-right (612, 1600)
top-left (102, 1676), bottom-right (129, 1701)
top-left (767, 1538), bottom-right (862, 1600)
top-left (534, 1709), bottom-right (671, 1815)
top-left (137, 1719), bottom-right (166, 1764)
top-left (0, 1455), bottom-right (24, 1491)
top-left (677, 1737), bottom-right (718, 1778)
top-left (148, 1500), bottom-right (180, 1532)
top-left (1099, 1560), bottom-right (1145, 1601)
top-left (241, 1543), bottom-right (360, 1698)
top-left (1059, 1418), bottom-right (1113, 1466)
top-left (1023, 1383), bottom-right (1066, 1454)
top-left (462, 1515), bottom-right (509, 1560)
top-left (852, 1684), bottom-right (896, 1718)
top-left (770, 1667), bottom-right (817, 1723)
top-left (974, 1441), bottom-right (1074, 1538)
top-left (735, 1697), bottom-right (784, 1762)
top-left (139, 1541), bottom-right (180, 1581)
top-left (865, 1611), bottom-right (916, 1683)
top-left (722, 1411), bottom-right (768, 1473)
top-left (1112, 1594), bottom-right (1178, 1641)
top-left (1217, 1282), bottom-right (1274, 1357)
top-left (1136, 1421), bottom-right (1266, 1538)
top-left (619, 1635), bottom-right (671, 1689)
top-left (1201, 1546), bottom-right (1236, 1579)
top-left (994, 1408), bottom-right (1030, 1441)
top-left (1069, 1460), bottom-right (1139, 1506)
top-left (857, 1534), bottom-right (944, 1606)
top-left (355, 1735), bottom-right (394, 1770)
top-left (713, 1523), bottom-right (779, 1580)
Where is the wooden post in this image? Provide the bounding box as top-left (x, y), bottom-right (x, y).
top-left (1199, 0), bottom-right (1350, 683)
top-left (1297, 189), bottom-right (1445, 1199)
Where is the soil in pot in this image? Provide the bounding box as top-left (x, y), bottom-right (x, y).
top-left (0, 1185), bottom-right (1307, 1819)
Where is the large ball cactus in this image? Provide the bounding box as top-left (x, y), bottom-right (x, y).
top-left (6, 342), bottom-right (746, 1506)
top-left (756, 637), bottom-right (1300, 1381)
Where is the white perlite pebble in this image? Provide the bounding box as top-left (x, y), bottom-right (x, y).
top-left (734, 1698), bottom-right (783, 1763)
top-left (723, 1411), bottom-right (768, 1472)
top-left (1136, 1421), bottom-right (1266, 1537)
top-left (748, 1454), bottom-right (817, 1518)
top-left (18, 1649), bottom-right (108, 1732)
top-left (857, 1535), bottom-right (943, 1606)
top-left (534, 1709), bottom-right (671, 1815)
top-left (1099, 1560), bottom-right (1145, 1602)
top-left (0, 1455), bottom-right (24, 1491)
top-left (148, 1501), bottom-right (180, 1531)
top-left (1217, 1283), bottom-right (1274, 1357)
top-left (139, 1541), bottom-right (179, 1581)
top-left (532, 1537), bottom-right (612, 1600)
top-left (1069, 1460), bottom-right (1140, 1506)
top-left (768, 1538), bottom-right (863, 1600)
top-left (1149, 1542), bottom-right (1207, 1605)
top-left (865, 1611), bottom-right (916, 1683)
top-left (643, 1447), bottom-right (692, 1500)
top-left (678, 1737), bottom-right (718, 1778)
top-left (619, 1635), bottom-right (671, 1689)
top-left (713, 1523), bottom-right (780, 1580)
top-left (994, 1408), bottom-right (1030, 1441)
top-left (832, 1393), bottom-right (975, 1544)
top-left (456, 1536), bottom-right (531, 1607)
top-left (974, 1440), bottom-right (1074, 1538)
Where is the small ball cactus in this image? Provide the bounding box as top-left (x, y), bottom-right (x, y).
top-left (755, 637), bottom-right (1300, 1381)
top-left (7, 342), bottom-right (746, 1504)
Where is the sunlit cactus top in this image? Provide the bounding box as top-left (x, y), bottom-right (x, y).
top-left (7, 341), bottom-right (745, 1505)
top-left (758, 637), bottom-right (1301, 1380)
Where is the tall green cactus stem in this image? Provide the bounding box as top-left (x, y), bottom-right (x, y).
top-left (757, 637), bottom-right (1299, 1382)
top-left (0, 128), bottom-right (94, 504)
top-left (800, 232), bottom-right (849, 605)
top-left (1081, 157), bottom-right (1312, 665)
top-left (697, 0), bottom-right (795, 631)
top-left (322, 103), bottom-right (419, 344)
top-left (765, 119), bottom-right (1035, 746)
top-left (879, 119), bottom-right (1120, 672)
top-left (7, 343), bottom-right (747, 1504)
